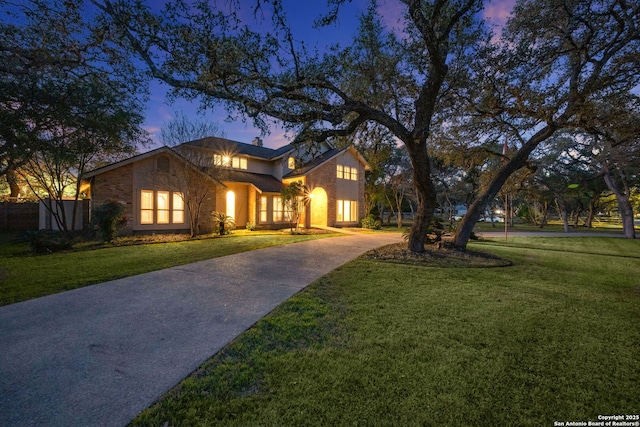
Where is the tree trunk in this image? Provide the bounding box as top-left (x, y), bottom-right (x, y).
top-left (453, 126), bottom-right (557, 250)
top-left (560, 205), bottom-right (570, 233)
top-left (604, 170), bottom-right (636, 239)
top-left (540, 201), bottom-right (548, 228)
top-left (405, 142), bottom-right (437, 253)
top-left (6, 168), bottom-right (21, 199)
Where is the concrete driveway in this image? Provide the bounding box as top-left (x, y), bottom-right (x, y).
top-left (0, 232), bottom-right (401, 427)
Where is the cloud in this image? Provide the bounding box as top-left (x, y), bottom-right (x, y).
top-left (483, 0), bottom-right (515, 28)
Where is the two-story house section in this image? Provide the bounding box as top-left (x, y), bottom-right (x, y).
top-left (83, 136), bottom-right (370, 234)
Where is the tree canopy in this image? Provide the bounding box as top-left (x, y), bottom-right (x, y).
top-left (95, 0), bottom-right (639, 248)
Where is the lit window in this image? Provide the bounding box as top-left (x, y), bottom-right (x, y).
top-left (351, 167), bottom-right (358, 181)
top-left (260, 196), bottom-right (268, 222)
top-left (337, 164), bottom-right (344, 179)
top-left (215, 154), bottom-right (247, 169)
top-left (273, 196), bottom-right (284, 222)
top-left (288, 157), bottom-right (295, 169)
top-left (337, 200), bottom-right (358, 222)
top-left (141, 190), bottom-right (154, 224)
top-left (157, 191), bottom-right (170, 224)
top-left (173, 192), bottom-right (184, 224)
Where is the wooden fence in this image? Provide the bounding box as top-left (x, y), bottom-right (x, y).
top-left (0, 202), bottom-right (39, 232)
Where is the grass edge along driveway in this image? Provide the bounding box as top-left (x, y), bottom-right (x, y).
top-left (131, 237), bottom-right (640, 426)
top-left (0, 231), bottom-right (339, 306)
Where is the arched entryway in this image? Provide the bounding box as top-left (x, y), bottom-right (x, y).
top-left (309, 187), bottom-right (328, 227)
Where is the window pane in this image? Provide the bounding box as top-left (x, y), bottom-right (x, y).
top-left (173, 211), bottom-right (184, 224)
top-left (157, 191), bottom-right (169, 210)
top-left (141, 190), bottom-right (153, 210)
top-left (351, 201), bottom-right (358, 221)
top-left (337, 200), bottom-right (343, 222)
top-left (232, 157), bottom-right (240, 168)
top-left (157, 210), bottom-right (169, 224)
top-left (344, 199), bottom-right (350, 222)
top-left (351, 167), bottom-right (358, 181)
top-left (141, 210), bottom-right (153, 224)
top-left (173, 193), bottom-right (184, 210)
top-left (240, 158), bottom-right (247, 169)
top-left (336, 164), bottom-right (343, 179)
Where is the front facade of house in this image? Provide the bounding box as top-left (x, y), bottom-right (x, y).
top-left (83, 137), bottom-right (369, 234)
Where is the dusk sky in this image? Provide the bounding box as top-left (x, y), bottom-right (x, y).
top-left (142, 0), bottom-right (516, 149)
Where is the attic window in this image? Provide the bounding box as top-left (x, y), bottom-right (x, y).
top-left (288, 157), bottom-right (296, 169)
top-left (157, 156), bottom-right (170, 173)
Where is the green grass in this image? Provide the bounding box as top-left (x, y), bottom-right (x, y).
top-left (0, 231), bottom-right (337, 306)
top-left (131, 237), bottom-right (640, 426)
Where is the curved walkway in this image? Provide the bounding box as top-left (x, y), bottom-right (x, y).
top-left (0, 232), bottom-right (401, 427)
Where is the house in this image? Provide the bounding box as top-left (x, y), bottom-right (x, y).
top-left (82, 136), bottom-right (370, 234)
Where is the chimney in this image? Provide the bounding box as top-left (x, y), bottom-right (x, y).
top-left (252, 137), bottom-right (263, 147)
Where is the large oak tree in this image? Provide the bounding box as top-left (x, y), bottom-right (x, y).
top-left (95, 0), bottom-right (485, 252)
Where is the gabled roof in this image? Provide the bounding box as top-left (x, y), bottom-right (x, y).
top-left (284, 146), bottom-right (370, 178)
top-left (82, 146), bottom-right (175, 179)
top-left (186, 136), bottom-right (294, 160)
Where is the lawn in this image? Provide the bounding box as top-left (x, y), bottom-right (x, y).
top-left (0, 230), bottom-right (337, 306)
top-left (131, 237), bottom-right (640, 426)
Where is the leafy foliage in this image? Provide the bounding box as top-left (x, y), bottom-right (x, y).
top-left (211, 211), bottom-right (235, 235)
top-left (92, 200), bottom-right (126, 242)
top-left (360, 214), bottom-right (381, 230)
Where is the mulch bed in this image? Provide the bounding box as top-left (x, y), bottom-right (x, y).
top-left (361, 242), bottom-right (512, 268)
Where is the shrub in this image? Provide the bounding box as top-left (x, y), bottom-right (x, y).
top-left (361, 214), bottom-right (381, 230)
top-left (93, 200), bottom-right (126, 242)
top-left (19, 230), bottom-right (73, 254)
top-left (245, 221), bottom-right (256, 231)
top-left (211, 211), bottom-right (235, 235)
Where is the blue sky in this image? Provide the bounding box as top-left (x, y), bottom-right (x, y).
top-left (141, 0), bottom-right (515, 149)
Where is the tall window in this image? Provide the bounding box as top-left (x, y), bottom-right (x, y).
top-left (337, 200), bottom-right (358, 222)
top-left (260, 196), bottom-right (268, 222)
top-left (157, 191), bottom-right (170, 224)
top-left (141, 190), bottom-right (154, 224)
top-left (336, 164), bottom-right (344, 179)
top-left (173, 193), bottom-right (184, 223)
top-left (273, 196), bottom-right (284, 222)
